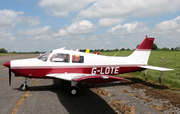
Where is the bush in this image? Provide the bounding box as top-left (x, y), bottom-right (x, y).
top-left (0, 48), bottom-right (7, 53)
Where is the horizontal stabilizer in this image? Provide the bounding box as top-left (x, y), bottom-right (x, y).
top-left (140, 65), bottom-right (174, 71)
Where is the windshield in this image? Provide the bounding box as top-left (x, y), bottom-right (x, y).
top-left (37, 51), bottom-right (52, 61)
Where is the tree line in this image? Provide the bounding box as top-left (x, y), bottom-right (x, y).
top-left (0, 48), bottom-right (7, 53)
top-left (80, 43), bottom-right (180, 52)
top-left (0, 43), bottom-right (180, 53)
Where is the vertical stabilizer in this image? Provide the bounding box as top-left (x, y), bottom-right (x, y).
top-left (128, 36), bottom-right (154, 64)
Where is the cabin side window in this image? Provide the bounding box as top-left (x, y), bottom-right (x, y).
top-left (50, 53), bottom-right (70, 62)
top-left (72, 55), bottom-right (84, 63)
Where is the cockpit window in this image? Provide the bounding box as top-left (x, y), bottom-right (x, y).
top-left (37, 51), bottom-right (52, 61)
top-left (50, 53), bottom-right (70, 62)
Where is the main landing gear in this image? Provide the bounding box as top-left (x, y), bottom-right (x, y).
top-left (20, 78), bottom-right (29, 91)
top-left (19, 78), bottom-right (80, 96)
top-left (68, 81), bottom-right (79, 96)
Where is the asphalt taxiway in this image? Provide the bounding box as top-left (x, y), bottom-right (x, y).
top-left (0, 54), bottom-right (115, 114)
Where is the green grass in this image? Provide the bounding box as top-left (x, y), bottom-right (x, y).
top-left (95, 50), bottom-right (133, 57)
top-left (140, 51), bottom-right (180, 88)
top-left (97, 50), bottom-right (180, 89)
top-left (0, 53), bottom-right (11, 56)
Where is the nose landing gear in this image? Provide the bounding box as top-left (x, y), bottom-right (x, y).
top-left (20, 78), bottom-right (29, 91)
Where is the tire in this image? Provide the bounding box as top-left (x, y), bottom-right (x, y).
top-left (68, 86), bottom-right (79, 96)
top-left (20, 84), bottom-right (28, 91)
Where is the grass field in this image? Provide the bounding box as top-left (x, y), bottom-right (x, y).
top-left (0, 53), bottom-right (18, 56)
top-left (98, 50), bottom-right (180, 89)
top-left (0, 53), bottom-right (11, 56)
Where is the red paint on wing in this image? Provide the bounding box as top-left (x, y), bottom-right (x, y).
top-left (72, 75), bottom-right (129, 83)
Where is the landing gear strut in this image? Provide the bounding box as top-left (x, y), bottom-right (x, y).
top-left (20, 78), bottom-right (29, 91)
top-left (69, 81), bottom-right (79, 96)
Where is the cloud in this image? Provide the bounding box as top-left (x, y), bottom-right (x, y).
top-left (0, 33), bottom-right (16, 42)
top-left (108, 21), bottom-right (149, 35)
top-left (38, 0), bottom-right (94, 17)
top-left (0, 9), bottom-right (24, 18)
top-left (18, 26), bottom-right (52, 36)
top-left (0, 10), bottom-right (23, 34)
top-left (78, 0), bottom-right (180, 18)
top-left (38, 0), bottom-right (180, 26)
top-left (0, 9), bottom-right (41, 34)
top-left (23, 16), bottom-right (41, 27)
top-left (54, 20), bottom-right (97, 36)
top-left (151, 15), bottom-right (180, 45)
top-left (16, 20), bottom-right (96, 42)
top-left (155, 16), bottom-right (180, 31)
top-left (54, 29), bottom-right (69, 37)
top-left (98, 18), bottom-right (124, 27)
top-left (66, 20), bottom-right (97, 34)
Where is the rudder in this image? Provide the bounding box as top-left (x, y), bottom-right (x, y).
top-left (128, 36), bottom-right (155, 64)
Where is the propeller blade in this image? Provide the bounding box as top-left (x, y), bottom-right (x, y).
top-left (9, 68), bottom-right (11, 86)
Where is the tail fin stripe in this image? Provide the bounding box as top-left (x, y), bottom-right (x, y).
top-left (136, 38), bottom-right (154, 50)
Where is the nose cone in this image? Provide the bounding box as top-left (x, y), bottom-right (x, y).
top-left (3, 61), bottom-right (11, 68)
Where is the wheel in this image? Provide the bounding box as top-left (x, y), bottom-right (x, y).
top-left (69, 86), bottom-right (79, 96)
top-left (20, 84), bottom-right (28, 91)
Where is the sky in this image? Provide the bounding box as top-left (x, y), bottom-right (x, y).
top-left (0, 0), bottom-right (180, 52)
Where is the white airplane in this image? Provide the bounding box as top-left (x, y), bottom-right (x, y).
top-left (3, 36), bottom-right (173, 96)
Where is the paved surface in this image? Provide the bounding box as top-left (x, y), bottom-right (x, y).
top-left (0, 54), bottom-right (179, 114)
top-left (0, 54), bottom-right (115, 114)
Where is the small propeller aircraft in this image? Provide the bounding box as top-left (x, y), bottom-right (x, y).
top-left (3, 36), bottom-right (173, 96)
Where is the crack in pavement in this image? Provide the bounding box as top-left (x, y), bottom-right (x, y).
top-left (12, 79), bottom-right (38, 114)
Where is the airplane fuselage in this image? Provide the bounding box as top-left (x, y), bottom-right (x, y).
top-left (11, 57), bottom-right (144, 78)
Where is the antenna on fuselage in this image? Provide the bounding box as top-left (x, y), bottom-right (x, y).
top-left (8, 47), bottom-right (12, 86)
top-left (98, 46), bottom-right (105, 53)
top-left (113, 49), bottom-right (120, 57)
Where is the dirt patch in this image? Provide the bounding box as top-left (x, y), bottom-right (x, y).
top-left (91, 86), bottom-right (109, 96)
top-left (130, 82), bottom-right (180, 109)
top-left (117, 73), bottom-right (180, 109)
top-left (109, 100), bottom-right (136, 114)
top-left (92, 73), bottom-right (180, 113)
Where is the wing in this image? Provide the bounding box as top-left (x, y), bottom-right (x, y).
top-left (46, 73), bottom-right (128, 83)
top-left (140, 65), bottom-right (174, 71)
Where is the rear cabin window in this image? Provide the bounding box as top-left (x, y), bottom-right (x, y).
top-left (50, 53), bottom-right (70, 62)
top-left (72, 55), bottom-right (84, 63)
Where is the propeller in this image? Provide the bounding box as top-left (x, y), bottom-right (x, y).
top-left (9, 47), bottom-right (11, 86)
top-left (3, 61), bottom-right (11, 86)
top-left (3, 47), bottom-right (12, 86)
top-left (9, 67), bottom-right (11, 86)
